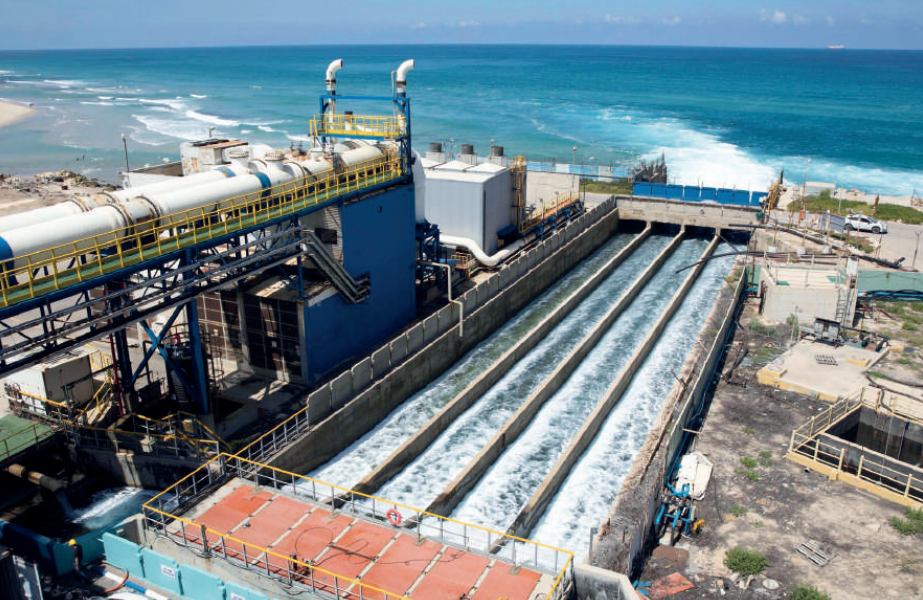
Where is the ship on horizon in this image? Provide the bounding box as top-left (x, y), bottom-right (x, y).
top-left (828, 44), bottom-right (845, 50)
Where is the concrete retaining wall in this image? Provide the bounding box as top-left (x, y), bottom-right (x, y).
top-left (617, 195), bottom-right (760, 230)
top-left (72, 447), bottom-right (202, 489)
top-left (268, 198), bottom-right (620, 476)
top-left (590, 264), bottom-right (749, 574)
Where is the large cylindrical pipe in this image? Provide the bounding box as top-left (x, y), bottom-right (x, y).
top-left (0, 205), bottom-right (128, 269)
top-left (6, 464), bottom-right (67, 494)
top-left (0, 196), bottom-right (109, 234)
top-left (326, 58), bottom-right (344, 115)
top-left (0, 165), bottom-right (245, 234)
top-left (395, 59), bottom-right (414, 97)
top-left (441, 233), bottom-right (535, 268)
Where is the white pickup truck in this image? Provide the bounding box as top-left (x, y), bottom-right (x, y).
top-left (843, 214), bottom-right (888, 234)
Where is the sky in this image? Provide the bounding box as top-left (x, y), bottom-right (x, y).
top-left (0, 0), bottom-right (921, 50)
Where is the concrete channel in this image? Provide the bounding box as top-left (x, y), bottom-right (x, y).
top-left (505, 234), bottom-right (720, 541)
top-left (350, 225), bottom-right (654, 496)
top-left (425, 229), bottom-right (686, 517)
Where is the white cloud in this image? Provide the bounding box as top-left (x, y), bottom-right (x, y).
top-left (604, 14), bottom-right (640, 24)
top-left (860, 17), bottom-right (874, 25)
top-left (457, 20), bottom-right (479, 28)
top-left (410, 22), bottom-right (426, 29)
top-left (793, 15), bottom-right (809, 25)
top-left (663, 16), bottom-right (682, 26)
top-left (825, 15), bottom-right (834, 26)
top-left (760, 9), bottom-right (788, 24)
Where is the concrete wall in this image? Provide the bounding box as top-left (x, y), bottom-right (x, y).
top-left (526, 171), bottom-right (577, 209)
top-left (617, 195), bottom-right (760, 230)
top-left (71, 446), bottom-right (201, 489)
top-left (272, 198), bottom-right (620, 475)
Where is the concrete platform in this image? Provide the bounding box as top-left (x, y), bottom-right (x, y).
top-left (757, 340), bottom-right (886, 401)
top-left (167, 479), bottom-right (554, 600)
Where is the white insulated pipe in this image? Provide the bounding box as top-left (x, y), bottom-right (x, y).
top-left (326, 58), bottom-right (344, 115)
top-left (395, 59), bottom-right (414, 97)
top-left (0, 195), bottom-right (110, 234)
top-left (0, 164), bottom-right (246, 234)
top-left (0, 143), bottom-right (391, 269)
top-left (441, 233), bottom-right (535, 269)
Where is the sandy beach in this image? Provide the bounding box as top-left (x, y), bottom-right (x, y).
top-left (0, 100), bottom-right (37, 129)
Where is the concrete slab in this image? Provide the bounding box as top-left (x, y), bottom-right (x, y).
top-left (389, 335), bottom-right (408, 365)
top-left (371, 346), bottom-right (391, 379)
top-left (757, 340), bottom-right (886, 401)
top-left (351, 358), bottom-right (372, 392)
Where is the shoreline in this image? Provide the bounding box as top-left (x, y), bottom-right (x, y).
top-left (0, 100), bottom-right (37, 129)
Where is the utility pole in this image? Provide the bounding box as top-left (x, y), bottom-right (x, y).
top-left (121, 134), bottom-right (131, 187)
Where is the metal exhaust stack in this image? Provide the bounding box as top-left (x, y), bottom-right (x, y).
top-left (326, 58), bottom-right (344, 114)
top-left (395, 59), bottom-right (415, 97)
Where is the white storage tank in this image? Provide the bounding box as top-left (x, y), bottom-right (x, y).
top-left (423, 160), bottom-right (513, 255)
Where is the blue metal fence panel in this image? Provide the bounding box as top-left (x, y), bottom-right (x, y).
top-left (140, 548), bottom-right (183, 596)
top-left (651, 184), bottom-right (667, 198)
top-left (666, 184), bottom-right (684, 199)
top-left (717, 189), bottom-right (735, 204)
top-left (180, 564), bottom-right (225, 599)
top-left (102, 533), bottom-right (144, 578)
top-left (733, 190), bottom-right (751, 205)
top-left (701, 187), bottom-right (717, 201)
top-left (633, 183), bottom-right (652, 196)
top-left (751, 191), bottom-right (767, 205)
top-left (682, 186), bottom-right (701, 201)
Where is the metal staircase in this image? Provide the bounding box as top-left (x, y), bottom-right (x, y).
top-left (301, 230), bottom-right (370, 303)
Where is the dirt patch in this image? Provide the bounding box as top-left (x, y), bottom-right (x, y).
top-left (637, 302), bottom-right (923, 600)
top-left (0, 171), bottom-right (115, 217)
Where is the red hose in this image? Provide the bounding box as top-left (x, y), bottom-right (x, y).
top-left (102, 562), bottom-right (129, 594)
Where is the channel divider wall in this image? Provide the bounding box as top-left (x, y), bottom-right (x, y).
top-left (502, 234), bottom-right (721, 544)
top-left (351, 224), bottom-right (653, 496)
top-left (424, 229), bottom-right (684, 517)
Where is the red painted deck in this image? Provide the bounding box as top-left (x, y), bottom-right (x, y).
top-left (171, 480), bottom-right (549, 600)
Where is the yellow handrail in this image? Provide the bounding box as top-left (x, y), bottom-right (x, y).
top-left (310, 114), bottom-right (406, 139)
top-left (143, 453), bottom-right (574, 600)
top-left (0, 154), bottom-right (403, 309)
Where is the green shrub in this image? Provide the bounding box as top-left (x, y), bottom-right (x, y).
top-left (758, 450), bottom-right (772, 459)
top-left (740, 456), bottom-right (758, 469)
top-left (723, 547), bottom-right (769, 576)
top-left (904, 507), bottom-right (923, 530)
top-left (791, 585), bottom-right (831, 600)
top-left (750, 321), bottom-right (776, 336)
top-left (729, 504), bottom-right (748, 517)
top-left (736, 468), bottom-right (760, 482)
top-left (902, 322), bottom-right (918, 332)
top-left (742, 426), bottom-right (755, 434)
top-left (889, 516), bottom-right (917, 535)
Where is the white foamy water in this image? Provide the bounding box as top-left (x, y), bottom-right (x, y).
top-left (450, 238), bottom-right (710, 530)
top-left (371, 236), bottom-right (680, 509)
top-left (308, 233), bottom-right (638, 489)
top-left (70, 487), bottom-right (157, 531)
top-left (528, 248), bottom-right (735, 559)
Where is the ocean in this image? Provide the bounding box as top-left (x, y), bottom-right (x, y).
top-left (1, 45), bottom-right (922, 195)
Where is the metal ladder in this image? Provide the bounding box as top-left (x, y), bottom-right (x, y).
top-left (301, 231), bottom-right (370, 303)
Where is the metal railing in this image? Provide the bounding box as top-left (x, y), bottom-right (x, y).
top-left (788, 386), bottom-right (923, 506)
top-left (789, 391), bottom-right (865, 449)
top-left (0, 420), bottom-right (57, 464)
top-left (233, 404), bottom-right (311, 464)
top-left (520, 193), bottom-right (582, 233)
top-left (67, 413), bottom-right (221, 459)
top-left (143, 454), bottom-right (574, 600)
top-left (310, 114), bottom-right (406, 139)
top-left (0, 154), bottom-right (403, 310)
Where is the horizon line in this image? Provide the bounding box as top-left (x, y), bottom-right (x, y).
top-left (2, 41), bottom-right (922, 53)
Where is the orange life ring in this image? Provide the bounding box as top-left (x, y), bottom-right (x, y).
top-left (386, 508), bottom-right (402, 526)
